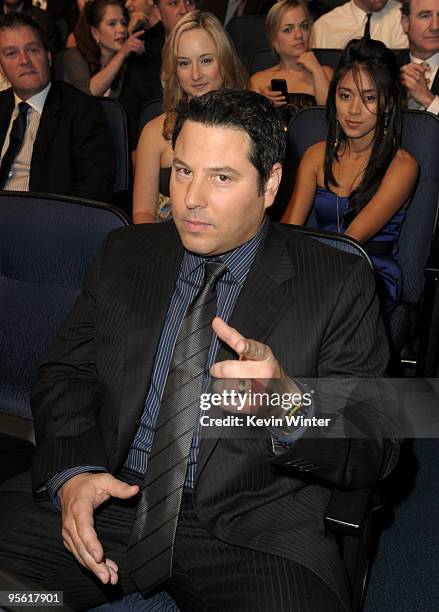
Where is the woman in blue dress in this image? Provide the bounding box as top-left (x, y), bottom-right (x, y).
top-left (282, 38), bottom-right (419, 312)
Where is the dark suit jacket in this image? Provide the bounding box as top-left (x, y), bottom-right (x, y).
top-left (31, 220), bottom-right (397, 609)
top-left (202, 0), bottom-right (275, 22)
top-left (0, 82), bottom-right (116, 203)
top-left (119, 21), bottom-right (165, 149)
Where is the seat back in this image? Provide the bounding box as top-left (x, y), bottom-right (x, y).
top-left (0, 192), bottom-right (129, 420)
top-left (226, 15), bottom-right (267, 67)
top-left (138, 98), bottom-right (164, 137)
top-left (249, 48), bottom-right (276, 75)
top-left (98, 97), bottom-right (130, 195)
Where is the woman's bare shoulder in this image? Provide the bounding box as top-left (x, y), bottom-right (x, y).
top-left (303, 140), bottom-right (326, 162)
top-left (250, 65), bottom-right (280, 88)
top-left (387, 148), bottom-right (419, 183)
top-left (138, 113), bottom-right (167, 150)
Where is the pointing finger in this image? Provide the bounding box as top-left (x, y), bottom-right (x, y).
top-left (212, 317), bottom-right (248, 357)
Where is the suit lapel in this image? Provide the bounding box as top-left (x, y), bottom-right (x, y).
top-left (196, 223), bottom-right (296, 483)
top-left (29, 83), bottom-right (62, 191)
top-left (431, 68), bottom-right (439, 96)
top-left (0, 90), bottom-right (14, 154)
top-left (116, 226), bottom-right (184, 461)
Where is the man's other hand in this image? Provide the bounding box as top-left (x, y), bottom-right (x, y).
top-left (59, 473), bottom-right (139, 584)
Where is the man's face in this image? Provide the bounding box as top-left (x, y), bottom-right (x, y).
top-left (156, 0), bottom-right (196, 34)
top-left (355, 0), bottom-right (389, 13)
top-left (171, 121), bottom-right (281, 256)
top-left (0, 26), bottom-right (51, 100)
top-left (402, 0), bottom-right (439, 59)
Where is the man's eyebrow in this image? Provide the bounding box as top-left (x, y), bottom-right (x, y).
top-left (173, 159), bottom-right (241, 175)
top-left (207, 166), bottom-right (241, 175)
top-left (173, 157), bottom-right (190, 167)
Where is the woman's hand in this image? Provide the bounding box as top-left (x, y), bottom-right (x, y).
top-left (261, 84), bottom-right (287, 107)
top-left (296, 51), bottom-right (322, 76)
top-left (119, 30), bottom-right (145, 60)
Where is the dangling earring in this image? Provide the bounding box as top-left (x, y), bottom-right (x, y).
top-left (334, 119), bottom-right (340, 150)
top-left (384, 112), bottom-right (389, 136)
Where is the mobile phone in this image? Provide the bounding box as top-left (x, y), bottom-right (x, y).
top-left (271, 79), bottom-right (288, 99)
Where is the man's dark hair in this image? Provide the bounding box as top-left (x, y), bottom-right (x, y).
top-left (400, 0), bottom-right (411, 17)
top-left (172, 89), bottom-right (286, 194)
top-left (0, 12), bottom-right (49, 51)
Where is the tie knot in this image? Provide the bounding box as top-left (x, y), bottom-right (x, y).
top-left (18, 101), bottom-right (30, 115)
top-left (204, 261), bottom-right (227, 286)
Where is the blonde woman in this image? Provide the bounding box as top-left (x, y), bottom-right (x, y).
top-left (251, 0), bottom-right (332, 116)
top-left (132, 10), bottom-right (248, 224)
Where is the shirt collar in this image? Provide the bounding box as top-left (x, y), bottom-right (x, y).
top-left (181, 217), bottom-right (269, 285)
top-left (410, 51), bottom-right (439, 70)
top-left (14, 82), bottom-right (51, 115)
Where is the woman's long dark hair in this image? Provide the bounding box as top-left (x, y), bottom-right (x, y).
top-left (75, 0), bottom-right (125, 76)
top-left (324, 38), bottom-right (402, 213)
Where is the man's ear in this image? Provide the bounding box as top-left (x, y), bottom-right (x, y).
top-left (47, 50), bottom-right (52, 68)
top-left (263, 163), bottom-right (283, 209)
top-left (401, 14), bottom-right (409, 35)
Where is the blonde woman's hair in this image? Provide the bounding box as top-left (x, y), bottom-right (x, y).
top-left (161, 10), bottom-right (248, 140)
top-left (266, 0), bottom-right (312, 61)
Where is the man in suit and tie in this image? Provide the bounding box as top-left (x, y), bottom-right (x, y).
top-left (0, 12), bottom-right (115, 202)
top-left (400, 0), bottom-right (439, 114)
top-left (0, 89), bottom-right (397, 611)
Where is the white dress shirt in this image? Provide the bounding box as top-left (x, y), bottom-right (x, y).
top-left (408, 52), bottom-right (439, 115)
top-left (0, 83), bottom-right (51, 191)
top-left (311, 0), bottom-right (408, 49)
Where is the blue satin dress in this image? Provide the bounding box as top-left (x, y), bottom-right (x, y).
top-left (313, 187), bottom-right (406, 312)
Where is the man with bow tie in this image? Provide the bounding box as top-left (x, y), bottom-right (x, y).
top-left (400, 0), bottom-right (439, 114)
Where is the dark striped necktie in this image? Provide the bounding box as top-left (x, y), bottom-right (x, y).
top-left (364, 13), bottom-right (372, 39)
top-left (127, 260), bottom-right (227, 593)
top-left (0, 102), bottom-right (29, 189)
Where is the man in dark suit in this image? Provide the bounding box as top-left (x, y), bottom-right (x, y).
top-left (203, 0), bottom-right (275, 24)
top-left (0, 89), bottom-right (397, 611)
top-left (0, 12), bottom-right (115, 202)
